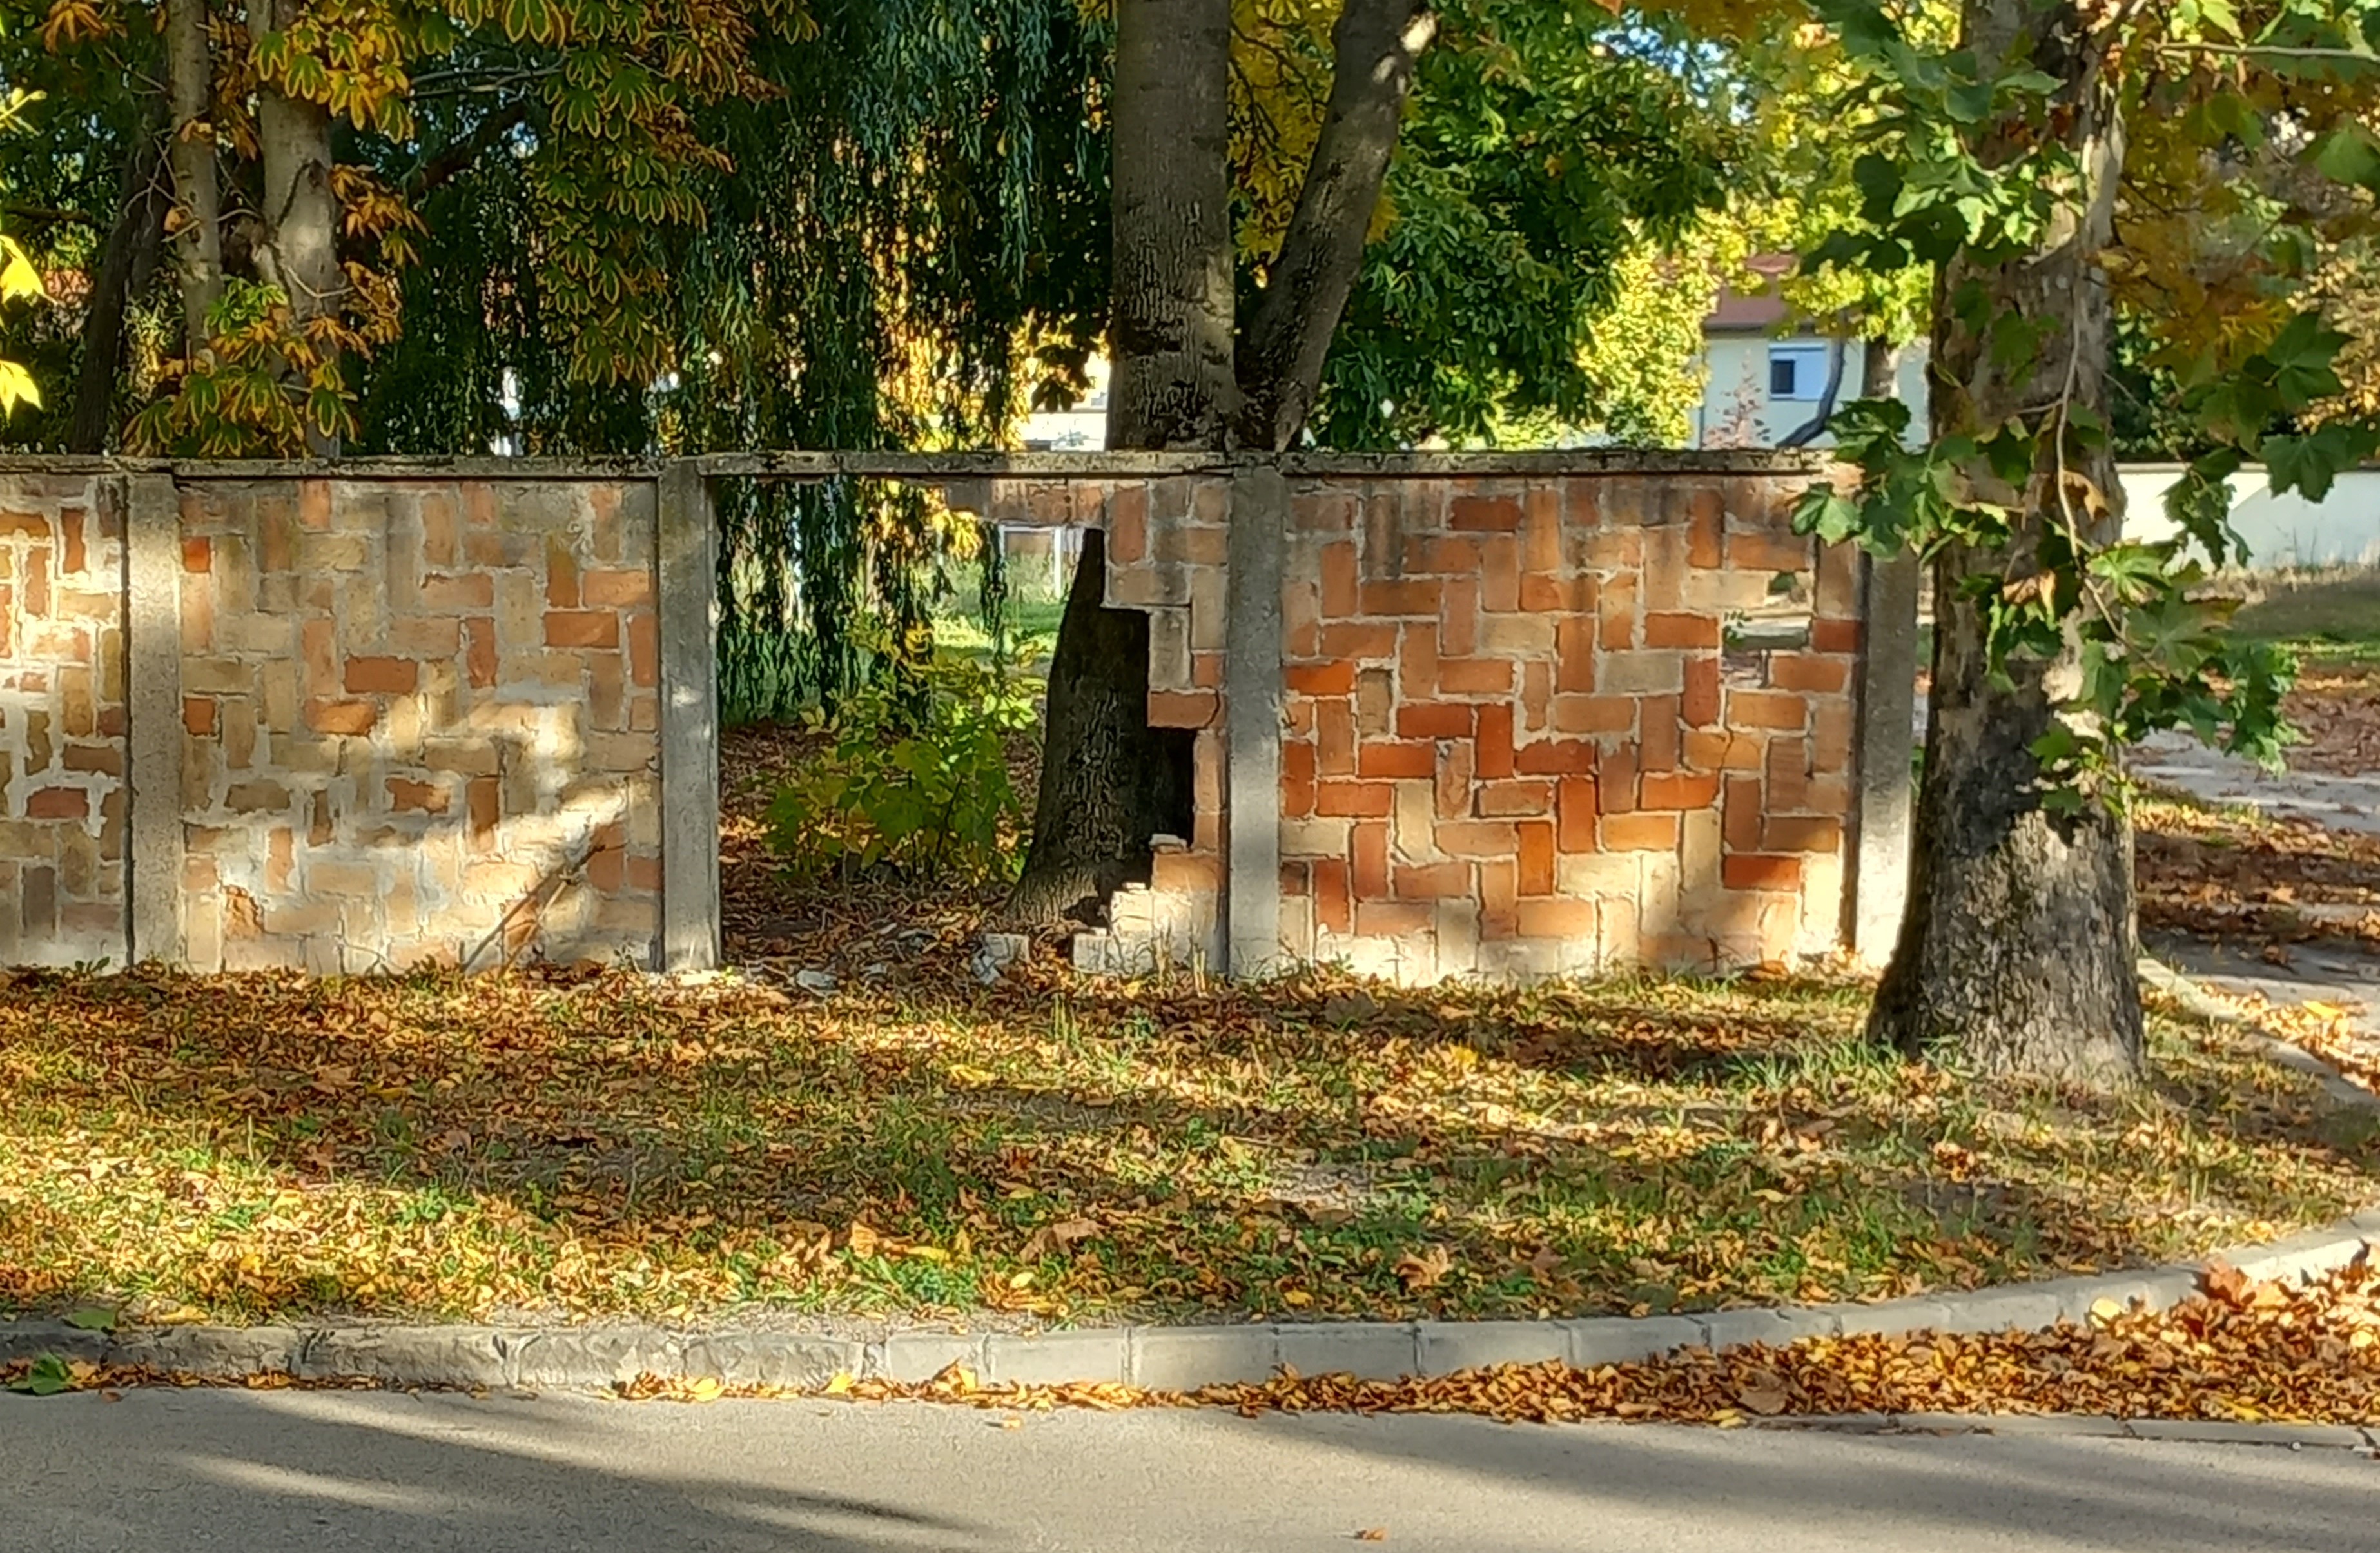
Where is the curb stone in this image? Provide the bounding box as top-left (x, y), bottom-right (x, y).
top-left (3, 1211), bottom-right (2371, 1396)
top-left (1767, 1414), bottom-right (2375, 1450)
top-left (5, 958), bottom-right (2370, 1400)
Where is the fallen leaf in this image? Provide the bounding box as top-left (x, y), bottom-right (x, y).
top-left (1355, 1529), bottom-right (1389, 1542)
top-left (1395, 1245), bottom-right (1454, 1293)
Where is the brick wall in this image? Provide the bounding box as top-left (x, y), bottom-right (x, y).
top-left (0, 475), bottom-right (126, 966)
top-left (1273, 473), bottom-right (1859, 982)
top-left (175, 477), bottom-right (662, 973)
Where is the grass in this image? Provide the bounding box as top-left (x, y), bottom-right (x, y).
top-left (0, 959), bottom-right (2369, 1330)
top-left (2231, 567), bottom-right (2380, 665)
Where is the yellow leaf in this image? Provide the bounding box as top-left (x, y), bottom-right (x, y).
top-left (686, 1377), bottom-right (723, 1403)
top-left (1282, 1289), bottom-right (1312, 1307)
top-left (2088, 1296), bottom-right (2125, 1328)
top-left (823, 1372), bottom-right (854, 1396)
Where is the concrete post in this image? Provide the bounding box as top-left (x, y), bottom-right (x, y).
top-left (657, 462), bottom-right (721, 972)
top-left (1225, 465), bottom-right (1286, 979)
top-left (1849, 548), bottom-right (1922, 966)
top-left (124, 472), bottom-right (183, 966)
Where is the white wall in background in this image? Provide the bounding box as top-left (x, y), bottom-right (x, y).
top-left (2121, 465), bottom-right (2380, 570)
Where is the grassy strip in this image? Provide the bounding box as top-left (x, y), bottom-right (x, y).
top-left (1, 961), bottom-right (2370, 1328)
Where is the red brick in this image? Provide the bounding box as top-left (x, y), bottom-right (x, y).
top-left (1434, 819), bottom-right (1519, 857)
top-left (1107, 484), bottom-right (1148, 564)
top-left (1513, 738), bottom-right (1596, 776)
top-left (1686, 729), bottom-right (1766, 771)
top-left (1601, 812), bottom-right (1679, 852)
top-left (1450, 495), bottom-right (1522, 532)
top-left (1644, 612), bottom-right (1721, 649)
top-left (1724, 854), bottom-right (1804, 892)
top-left (1282, 739), bottom-right (1317, 817)
top-left (1729, 690), bottom-right (1809, 730)
top-left (306, 699), bottom-right (378, 736)
top-left (422, 572), bottom-right (494, 610)
top-left (576, 569), bottom-right (650, 609)
top-left (1518, 821), bottom-right (1555, 896)
top-left (1813, 702), bottom-right (1855, 774)
top-left (1688, 488), bottom-right (1724, 567)
top-left (1361, 579), bottom-right (1442, 617)
top-left (1520, 573), bottom-right (1592, 612)
top-left (1287, 661), bottom-right (1358, 696)
top-left (1316, 781), bottom-right (1395, 818)
top-left (182, 696), bottom-right (217, 737)
top-left (1521, 660), bottom-right (1552, 732)
top-left (1193, 651), bottom-right (1224, 689)
top-left (1549, 695), bottom-right (1635, 735)
top-left (387, 777), bottom-right (449, 815)
top-left (1314, 858), bottom-right (1352, 934)
top-left (65, 742), bottom-right (121, 776)
top-left (1480, 858), bottom-right (1519, 937)
top-left (1724, 777), bottom-right (1765, 850)
top-left (1147, 690), bottom-right (1218, 728)
top-left (1437, 658), bottom-right (1514, 696)
top-left (1766, 816), bottom-right (1843, 854)
top-left (345, 656), bottom-right (420, 695)
top-left (1770, 654), bottom-right (1849, 694)
top-left (546, 537), bottom-right (581, 608)
top-left (1684, 656), bottom-right (1721, 727)
top-left (1640, 772), bottom-right (1720, 812)
top-left (465, 618), bottom-right (498, 690)
top-left (1598, 572), bottom-right (1637, 650)
top-left (1398, 701), bottom-right (1474, 740)
top-left (298, 480), bottom-right (331, 531)
top-left (627, 613), bottom-right (658, 687)
top-left (1483, 533), bottom-right (1521, 612)
top-left (1394, 861), bottom-right (1472, 899)
top-left (1356, 901), bottom-right (1436, 938)
top-left (1405, 534), bottom-right (1481, 574)
top-left (1352, 822), bottom-right (1390, 899)
top-left (1358, 740), bottom-right (1436, 779)
top-left (24, 786), bottom-right (87, 820)
top-left (1811, 618), bottom-right (1863, 654)
top-left (469, 775), bottom-right (500, 849)
top-left (1768, 734), bottom-right (1811, 812)
top-left (1475, 704), bottom-right (1515, 780)
top-left (1601, 746), bottom-right (1637, 812)
top-left (1318, 621), bottom-right (1400, 659)
top-left (1440, 576), bottom-right (1478, 657)
top-left (1557, 777), bottom-right (1599, 852)
top-left (1400, 620), bottom-right (1439, 700)
top-left (1321, 542), bottom-right (1358, 617)
top-left (1728, 531), bottom-right (1811, 572)
top-left (1640, 694), bottom-right (1681, 774)
top-left (1318, 699), bottom-right (1356, 776)
top-left (1517, 899), bottom-right (1597, 939)
top-left (1523, 487), bottom-right (1563, 572)
top-left (1476, 779), bottom-right (1554, 817)
top-left (545, 610), bottom-right (618, 649)
top-left (182, 536), bottom-right (211, 574)
top-left (1554, 618), bottom-right (1595, 693)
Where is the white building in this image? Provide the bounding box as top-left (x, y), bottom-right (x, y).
top-left (1688, 255), bottom-right (1928, 450)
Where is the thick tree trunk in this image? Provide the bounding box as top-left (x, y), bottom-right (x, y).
top-left (1234, 0), bottom-right (1432, 451)
top-left (251, 0), bottom-right (344, 454)
top-left (69, 131), bottom-right (169, 453)
top-left (164, 0), bottom-right (223, 353)
top-left (1868, 0), bottom-right (2140, 1080)
top-left (1005, 0), bottom-right (1233, 928)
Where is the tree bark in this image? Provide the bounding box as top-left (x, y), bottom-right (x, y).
top-left (1234, 0), bottom-right (1432, 451)
top-left (1868, 0), bottom-right (2141, 1080)
top-left (69, 129), bottom-right (169, 453)
top-left (164, 0), bottom-right (223, 353)
top-left (1005, 0), bottom-right (1234, 927)
top-left (251, 0), bottom-right (344, 454)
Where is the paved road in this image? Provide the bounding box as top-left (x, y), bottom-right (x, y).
top-left (5, 1389), bottom-right (2376, 1552)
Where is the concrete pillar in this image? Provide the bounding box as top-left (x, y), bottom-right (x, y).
top-left (1849, 548), bottom-right (1922, 966)
top-left (1225, 464), bottom-right (1285, 979)
top-left (657, 462), bottom-right (721, 972)
top-left (124, 472), bottom-right (183, 966)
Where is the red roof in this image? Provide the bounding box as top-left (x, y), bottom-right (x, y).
top-left (1706, 253), bottom-right (1798, 333)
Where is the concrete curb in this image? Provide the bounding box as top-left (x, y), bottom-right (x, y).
top-left (1760, 1414), bottom-right (2380, 1450)
top-left (5, 1209), bottom-right (2374, 1395)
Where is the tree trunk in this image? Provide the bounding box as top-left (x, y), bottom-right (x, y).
top-left (1010, 0), bottom-right (1430, 928)
top-left (1868, 0), bottom-right (2140, 1080)
top-left (251, 0), bottom-right (344, 454)
top-left (1234, 0), bottom-right (1432, 451)
top-left (1005, 0), bottom-right (1233, 928)
top-left (164, 0), bottom-right (223, 353)
top-left (69, 130), bottom-right (169, 453)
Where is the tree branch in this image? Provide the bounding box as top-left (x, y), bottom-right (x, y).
top-left (405, 99), bottom-right (534, 198)
top-left (1232, 0), bottom-right (1434, 451)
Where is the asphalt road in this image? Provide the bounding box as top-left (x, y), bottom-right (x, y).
top-left (5, 1389), bottom-right (2377, 1552)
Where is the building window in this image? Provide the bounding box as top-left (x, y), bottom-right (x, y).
top-left (1767, 342), bottom-right (1829, 402)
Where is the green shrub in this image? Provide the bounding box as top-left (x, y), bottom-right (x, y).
top-left (764, 647), bottom-right (1037, 886)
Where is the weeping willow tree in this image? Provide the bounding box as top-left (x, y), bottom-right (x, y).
top-left (352, 0), bottom-right (1108, 721)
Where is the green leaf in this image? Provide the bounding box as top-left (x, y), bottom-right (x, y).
top-left (62, 1306), bottom-right (118, 1333)
top-left (2312, 124), bottom-right (2380, 191)
top-left (6, 1354), bottom-right (75, 1396)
